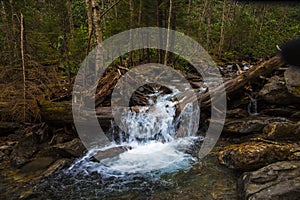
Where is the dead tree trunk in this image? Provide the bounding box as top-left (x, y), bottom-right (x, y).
top-left (85, 0), bottom-right (93, 54)
top-left (66, 0), bottom-right (74, 37)
top-left (218, 0), bottom-right (227, 55)
top-left (39, 57), bottom-right (283, 126)
top-left (20, 13), bottom-right (26, 122)
top-left (164, 0), bottom-right (172, 65)
top-left (91, 0), bottom-right (102, 45)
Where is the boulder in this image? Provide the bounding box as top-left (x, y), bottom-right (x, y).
top-left (263, 121), bottom-right (300, 141)
top-left (226, 108), bottom-right (249, 118)
top-left (260, 107), bottom-right (299, 118)
top-left (10, 133), bottom-right (39, 168)
top-left (284, 66), bottom-right (300, 96)
top-left (239, 161), bottom-right (300, 200)
top-left (93, 146), bottom-right (130, 161)
top-left (223, 117), bottom-right (290, 134)
top-left (0, 122), bottom-right (20, 136)
top-left (218, 141), bottom-right (300, 171)
top-left (41, 138), bottom-right (86, 158)
top-left (258, 76), bottom-right (300, 105)
top-left (19, 157), bottom-right (56, 174)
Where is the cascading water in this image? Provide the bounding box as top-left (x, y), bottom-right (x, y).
top-left (36, 89), bottom-right (204, 198)
top-left (69, 89), bottom-right (202, 175)
top-left (247, 95), bottom-right (258, 115)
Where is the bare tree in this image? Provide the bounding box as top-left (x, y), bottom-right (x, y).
top-left (157, 0), bottom-right (163, 63)
top-left (91, 0), bottom-right (102, 45)
top-left (198, 0), bottom-right (209, 42)
top-left (218, 0), bottom-right (227, 55)
top-left (66, 0), bottom-right (74, 37)
top-left (259, 4), bottom-right (268, 32)
top-left (129, 0), bottom-right (134, 66)
top-left (164, 0), bottom-right (172, 65)
top-left (85, 0), bottom-right (93, 53)
top-left (206, 4), bottom-right (211, 51)
top-left (20, 13), bottom-right (26, 122)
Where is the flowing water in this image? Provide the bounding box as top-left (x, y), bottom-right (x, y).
top-left (1, 89), bottom-right (238, 199)
top-left (33, 90), bottom-right (207, 199)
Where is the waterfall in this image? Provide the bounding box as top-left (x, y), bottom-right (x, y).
top-left (67, 90), bottom-right (202, 176)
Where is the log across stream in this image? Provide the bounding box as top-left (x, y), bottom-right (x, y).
top-left (39, 56), bottom-right (282, 128)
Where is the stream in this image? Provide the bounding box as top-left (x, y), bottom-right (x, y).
top-left (1, 90), bottom-right (238, 199)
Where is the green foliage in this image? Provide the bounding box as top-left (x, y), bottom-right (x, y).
top-left (0, 0), bottom-right (300, 68)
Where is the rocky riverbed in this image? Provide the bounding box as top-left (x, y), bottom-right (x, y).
top-left (1, 58), bottom-right (300, 199)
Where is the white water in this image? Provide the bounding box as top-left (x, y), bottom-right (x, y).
top-left (68, 90), bottom-right (202, 176)
top-left (248, 96), bottom-right (258, 115)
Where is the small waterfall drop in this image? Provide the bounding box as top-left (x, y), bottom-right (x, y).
top-left (248, 95), bottom-right (258, 115)
top-left (67, 89), bottom-right (202, 176)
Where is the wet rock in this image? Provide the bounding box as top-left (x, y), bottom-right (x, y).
top-left (0, 151), bottom-right (5, 162)
top-left (93, 146), bottom-right (130, 161)
top-left (263, 121), bottom-right (300, 141)
top-left (291, 111), bottom-right (300, 119)
top-left (39, 158), bottom-right (71, 178)
top-left (49, 132), bottom-right (74, 145)
top-left (0, 122), bottom-right (20, 136)
top-left (19, 157), bottom-right (56, 174)
top-left (218, 141), bottom-right (300, 171)
top-left (33, 123), bottom-right (51, 143)
top-left (258, 76), bottom-right (300, 105)
top-left (10, 133), bottom-right (39, 168)
top-left (239, 161), bottom-right (300, 200)
top-left (284, 65), bottom-right (300, 96)
top-left (226, 108), bottom-right (249, 118)
top-left (41, 138), bottom-right (86, 158)
top-left (223, 117), bottom-right (290, 134)
top-left (260, 107), bottom-right (299, 118)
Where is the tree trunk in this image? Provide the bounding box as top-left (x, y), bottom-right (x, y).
top-left (85, 0), bottom-right (93, 53)
top-left (188, 0), bottom-right (191, 15)
top-left (129, 0), bottom-right (134, 66)
top-left (259, 5), bottom-right (267, 33)
top-left (61, 3), bottom-right (71, 83)
top-left (20, 13), bottom-right (26, 122)
top-left (206, 5), bottom-right (211, 51)
top-left (91, 0), bottom-right (102, 45)
top-left (66, 0), bottom-right (74, 37)
top-left (101, 0), bottom-right (106, 28)
top-left (198, 0), bottom-right (209, 42)
top-left (157, 0), bottom-right (163, 63)
top-left (164, 0), bottom-right (172, 66)
top-left (218, 0), bottom-right (227, 55)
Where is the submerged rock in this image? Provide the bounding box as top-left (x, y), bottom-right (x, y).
top-left (284, 65), bottom-right (300, 96)
top-left (218, 141), bottom-right (300, 171)
top-left (239, 161), bottom-right (300, 200)
top-left (263, 121), bottom-right (300, 141)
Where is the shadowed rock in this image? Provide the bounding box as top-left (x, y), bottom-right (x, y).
top-left (263, 121), bottom-right (300, 141)
top-left (239, 161), bottom-right (300, 200)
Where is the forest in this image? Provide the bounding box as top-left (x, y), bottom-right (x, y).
top-left (0, 0), bottom-right (300, 121)
top-left (1, 0), bottom-right (300, 199)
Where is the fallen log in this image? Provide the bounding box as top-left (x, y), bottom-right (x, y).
top-left (95, 70), bottom-right (122, 107)
top-left (40, 56), bottom-right (283, 125)
top-left (39, 101), bottom-right (113, 128)
top-left (178, 56), bottom-right (283, 109)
